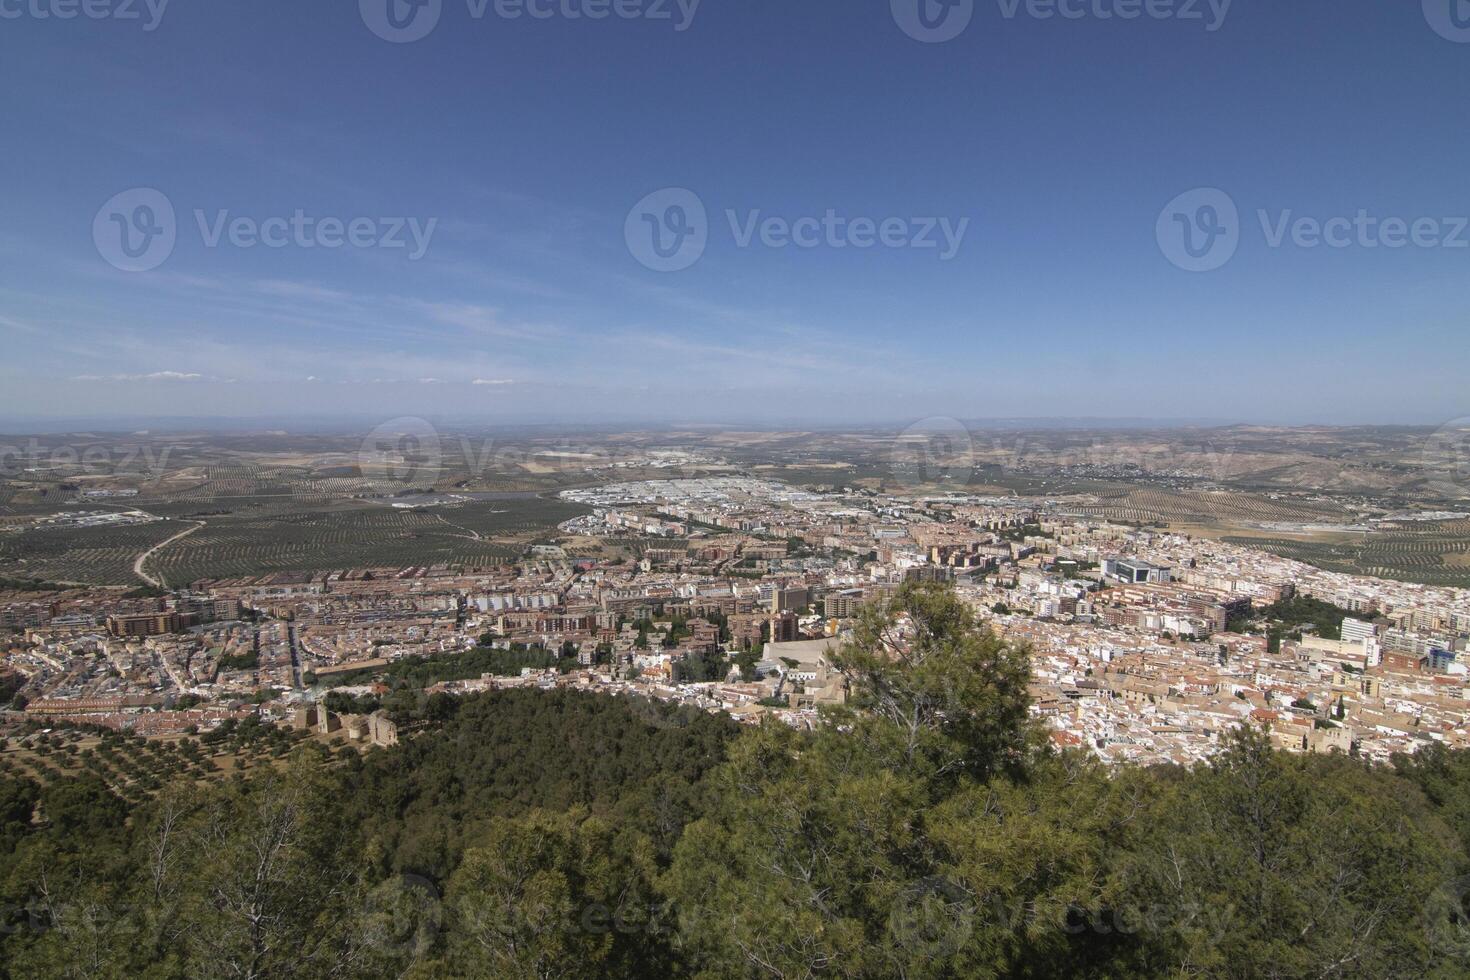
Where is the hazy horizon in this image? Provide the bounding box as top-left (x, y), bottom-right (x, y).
top-left (0, 412), bottom-right (1460, 437)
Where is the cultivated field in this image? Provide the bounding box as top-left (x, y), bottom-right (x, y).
top-left (1066, 485), bottom-right (1352, 528)
top-left (1224, 519), bottom-right (1470, 588)
top-left (0, 521), bottom-right (183, 585)
top-left (5, 424), bottom-right (1469, 588)
top-left (148, 497), bottom-right (587, 585)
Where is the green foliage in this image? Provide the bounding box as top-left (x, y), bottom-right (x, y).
top-left (1393, 742), bottom-right (1470, 856)
top-left (1111, 727), bottom-right (1460, 978)
top-left (0, 577), bottom-right (70, 593)
top-left (339, 689), bottom-right (738, 881)
top-left (0, 583), bottom-right (1466, 978)
top-left (672, 649), bottom-right (725, 684)
top-left (216, 651), bottom-right (259, 671)
top-left (1258, 594), bottom-right (1357, 641)
top-left (441, 809), bottom-right (668, 978)
top-left (39, 775), bottom-right (126, 838)
top-left (324, 691), bottom-right (381, 716)
top-left (327, 644), bottom-right (576, 690)
top-left (999, 523), bottom-right (1052, 542)
top-left (663, 584), bottom-right (1469, 979)
top-left (731, 647), bottom-right (760, 681)
top-left (0, 777), bottom-right (37, 849)
top-left (1225, 605), bottom-right (1255, 633)
top-left (164, 769), bottom-right (374, 978)
top-left (830, 581), bottom-right (1036, 783)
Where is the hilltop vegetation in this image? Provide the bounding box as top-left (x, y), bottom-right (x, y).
top-left (0, 583), bottom-right (1466, 978)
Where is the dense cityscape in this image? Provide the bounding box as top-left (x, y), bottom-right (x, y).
top-left (5, 474), bottom-right (1466, 770)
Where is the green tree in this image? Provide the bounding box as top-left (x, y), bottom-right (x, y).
top-left (164, 766), bottom-right (375, 979)
top-left (664, 582), bottom-right (1048, 978)
top-left (442, 809), bottom-right (667, 979)
top-left (1111, 726), bottom-right (1461, 978)
top-left (829, 581), bottom-right (1036, 783)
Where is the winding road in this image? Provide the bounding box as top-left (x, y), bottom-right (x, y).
top-left (431, 512), bottom-right (482, 541)
top-left (133, 520), bottom-right (205, 589)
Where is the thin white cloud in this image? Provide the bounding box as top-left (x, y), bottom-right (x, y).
top-left (473, 378), bottom-right (516, 386)
top-left (0, 314), bottom-right (41, 334)
top-left (70, 371), bottom-right (208, 382)
top-left (256, 280), bottom-right (355, 303)
top-left (417, 302), bottom-right (559, 341)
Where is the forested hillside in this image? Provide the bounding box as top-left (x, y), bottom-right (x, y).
top-left (0, 584), bottom-right (1467, 978)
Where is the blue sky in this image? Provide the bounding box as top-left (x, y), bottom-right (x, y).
top-left (2, 0), bottom-right (1469, 425)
